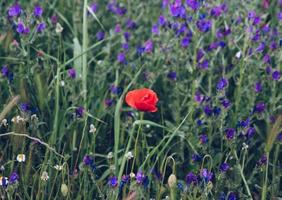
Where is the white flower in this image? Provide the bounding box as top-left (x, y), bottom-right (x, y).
top-left (16, 154), bottom-right (26, 162)
top-left (54, 165), bottom-right (63, 171)
top-left (89, 124), bottom-right (96, 133)
top-left (41, 171), bottom-right (49, 181)
top-left (11, 116), bottom-right (25, 123)
top-left (55, 23), bottom-right (63, 33)
top-left (242, 143), bottom-right (249, 150)
top-left (1, 119), bottom-right (8, 127)
top-left (60, 81), bottom-right (65, 87)
top-left (107, 152), bottom-right (113, 159)
top-left (130, 172), bottom-right (135, 178)
top-left (235, 51), bottom-right (242, 59)
top-left (125, 151), bottom-right (134, 160)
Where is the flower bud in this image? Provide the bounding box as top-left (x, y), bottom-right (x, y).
top-left (61, 183), bottom-right (68, 197)
top-left (168, 174), bottom-right (177, 188)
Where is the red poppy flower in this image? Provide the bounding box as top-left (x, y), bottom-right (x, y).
top-left (125, 88), bottom-right (158, 112)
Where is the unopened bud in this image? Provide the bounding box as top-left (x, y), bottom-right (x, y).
top-left (168, 174), bottom-right (177, 188)
top-left (61, 183), bottom-right (68, 197)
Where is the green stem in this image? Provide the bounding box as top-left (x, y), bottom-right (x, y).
top-left (82, 0), bottom-right (88, 107)
top-left (262, 153), bottom-right (270, 200)
top-left (233, 150), bottom-right (252, 199)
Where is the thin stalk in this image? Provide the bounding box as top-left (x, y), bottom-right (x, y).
top-left (233, 150), bottom-right (252, 199)
top-left (261, 153), bottom-right (270, 200)
top-left (82, 0), bottom-right (88, 107)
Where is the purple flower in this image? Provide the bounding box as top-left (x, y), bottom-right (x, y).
top-left (194, 91), bottom-right (204, 103)
top-left (272, 70), bottom-right (281, 81)
top-left (254, 102), bottom-right (265, 113)
top-left (136, 45), bottom-right (145, 56)
top-left (257, 154), bottom-right (267, 167)
top-left (36, 22), bottom-right (46, 33)
top-left (34, 5), bottom-right (43, 17)
top-left (8, 3), bottom-right (22, 17)
top-left (198, 59), bottom-right (209, 69)
top-left (266, 66), bottom-right (272, 74)
top-left (204, 105), bottom-right (213, 116)
top-left (122, 43), bottom-right (129, 50)
top-left (20, 103), bottom-right (30, 112)
top-left (17, 22), bottom-right (30, 35)
top-left (196, 49), bottom-right (205, 62)
top-left (96, 31), bottom-right (105, 41)
top-left (123, 32), bottom-right (131, 42)
top-left (256, 42), bottom-right (266, 52)
top-left (216, 78), bottom-right (228, 91)
top-left (186, 0), bottom-right (200, 11)
top-left (254, 82), bottom-right (262, 93)
top-left (117, 52), bottom-right (126, 64)
top-left (167, 71), bottom-right (177, 81)
top-left (1, 66), bottom-right (9, 77)
top-left (126, 19), bottom-right (137, 30)
top-left (108, 176), bottom-right (118, 187)
top-left (110, 84), bottom-right (122, 95)
top-left (152, 24), bottom-right (159, 35)
top-left (136, 171), bottom-right (145, 184)
top-left (181, 37), bottom-right (190, 48)
top-left (277, 12), bottom-right (282, 21)
top-left (75, 106), bottom-right (85, 118)
top-left (219, 163), bottom-right (230, 172)
top-left (185, 172), bottom-right (197, 185)
top-left (90, 2), bottom-right (98, 13)
top-left (191, 153), bottom-right (202, 163)
top-left (114, 24), bottom-right (121, 33)
top-left (213, 106), bottom-right (221, 116)
top-left (159, 15), bottom-right (167, 26)
top-left (196, 20), bottom-right (212, 32)
top-left (104, 99), bottom-right (114, 107)
top-left (246, 127), bottom-right (256, 138)
top-left (68, 68), bottom-right (76, 79)
top-left (199, 134), bottom-right (208, 144)
top-left (263, 54), bottom-right (271, 63)
top-left (144, 40), bottom-right (153, 53)
top-left (228, 192), bottom-right (237, 200)
top-left (51, 15), bottom-right (58, 25)
top-left (277, 132), bottom-right (282, 142)
top-left (170, 2), bottom-right (181, 17)
top-left (225, 128), bottom-right (235, 140)
top-left (200, 168), bottom-right (213, 182)
top-left (221, 98), bottom-right (231, 109)
top-left (83, 155), bottom-right (94, 166)
top-left (9, 172), bottom-right (19, 184)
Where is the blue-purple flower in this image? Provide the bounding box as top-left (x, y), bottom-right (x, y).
top-left (144, 40), bottom-right (153, 53)
top-left (117, 52), bottom-right (127, 64)
top-left (68, 68), bottom-right (76, 79)
top-left (254, 102), bottom-right (265, 113)
top-left (75, 106), bottom-right (85, 118)
top-left (225, 128), bottom-right (235, 140)
top-left (216, 78), bottom-right (228, 91)
top-left (8, 3), bottom-right (22, 17)
top-left (136, 171), bottom-right (145, 184)
top-left (200, 168), bottom-right (213, 182)
top-left (34, 5), bottom-right (43, 17)
top-left (219, 162), bottom-right (230, 173)
top-left (108, 176), bottom-right (118, 187)
top-left (167, 71), bottom-right (177, 81)
top-left (199, 134), bottom-right (208, 144)
top-left (9, 172), bottom-right (19, 184)
top-left (185, 172), bottom-right (198, 186)
top-left (196, 20), bottom-right (212, 32)
top-left (36, 22), bottom-right (46, 33)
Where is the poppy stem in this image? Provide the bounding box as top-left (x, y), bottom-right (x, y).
top-left (131, 112), bottom-right (144, 172)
